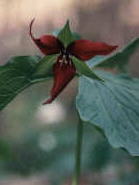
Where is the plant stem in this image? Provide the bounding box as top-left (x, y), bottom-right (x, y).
top-left (72, 117), bottom-right (83, 185)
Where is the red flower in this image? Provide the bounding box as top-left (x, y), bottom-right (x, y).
top-left (29, 19), bottom-right (118, 104)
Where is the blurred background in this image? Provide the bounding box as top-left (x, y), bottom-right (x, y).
top-left (0, 0), bottom-right (139, 184)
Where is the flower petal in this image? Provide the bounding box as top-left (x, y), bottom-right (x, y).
top-left (67, 40), bottom-right (118, 61)
top-left (43, 56), bottom-right (76, 104)
top-left (29, 19), bottom-right (63, 55)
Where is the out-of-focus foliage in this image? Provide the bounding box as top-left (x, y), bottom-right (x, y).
top-left (0, 119), bottom-right (139, 185)
top-left (0, 123), bottom-right (110, 176)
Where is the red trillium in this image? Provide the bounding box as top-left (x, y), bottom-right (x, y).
top-left (29, 19), bottom-right (118, 104)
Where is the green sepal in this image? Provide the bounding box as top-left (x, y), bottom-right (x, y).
top-left (32, 54), bottom-right (58, 80)
top-left (72, 56), bottom-right (104, 81)
top-left (53, 29), bottom-right (81, 40)
top-left (58, 20), bottom-right (75, 47)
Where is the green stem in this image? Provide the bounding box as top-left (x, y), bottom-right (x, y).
top-left (72, 117), bottom-right (83, 185)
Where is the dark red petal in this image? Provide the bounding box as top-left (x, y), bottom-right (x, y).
top-left (29, 19), bottom-right (63, 55)
top-left (43, 57), bottom-right (76, 104)
top-left (67, 40), bottom-right (118, 61)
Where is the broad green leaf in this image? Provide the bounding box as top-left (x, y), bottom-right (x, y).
top-left (88, 38), bottom-right (139, 72)
top-left (76, 70), bottom-right (139, 156)
top-left (58, 20), bottom-right (75, 47)
top-left (0, 55), bottom-right (57, 110)
top-left (72, 56), bottom-right (104, 81)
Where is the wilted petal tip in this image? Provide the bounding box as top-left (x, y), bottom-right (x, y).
top-left (29, 18), bottom-right (36, 41)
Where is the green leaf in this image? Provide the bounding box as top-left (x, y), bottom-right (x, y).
top-left (0, 55), bottom-right (57, 110)
top-left (76, 70), bottom-right (139, 156)
top-left (72, 56), bottom-right (104, 81)
top-left (58, 20), bottom-right (75, 47)
top-left (88, 38), bottom-right (139, 72)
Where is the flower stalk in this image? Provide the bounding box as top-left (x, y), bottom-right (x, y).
top-left (72, 116), bottom-right (84, 185)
